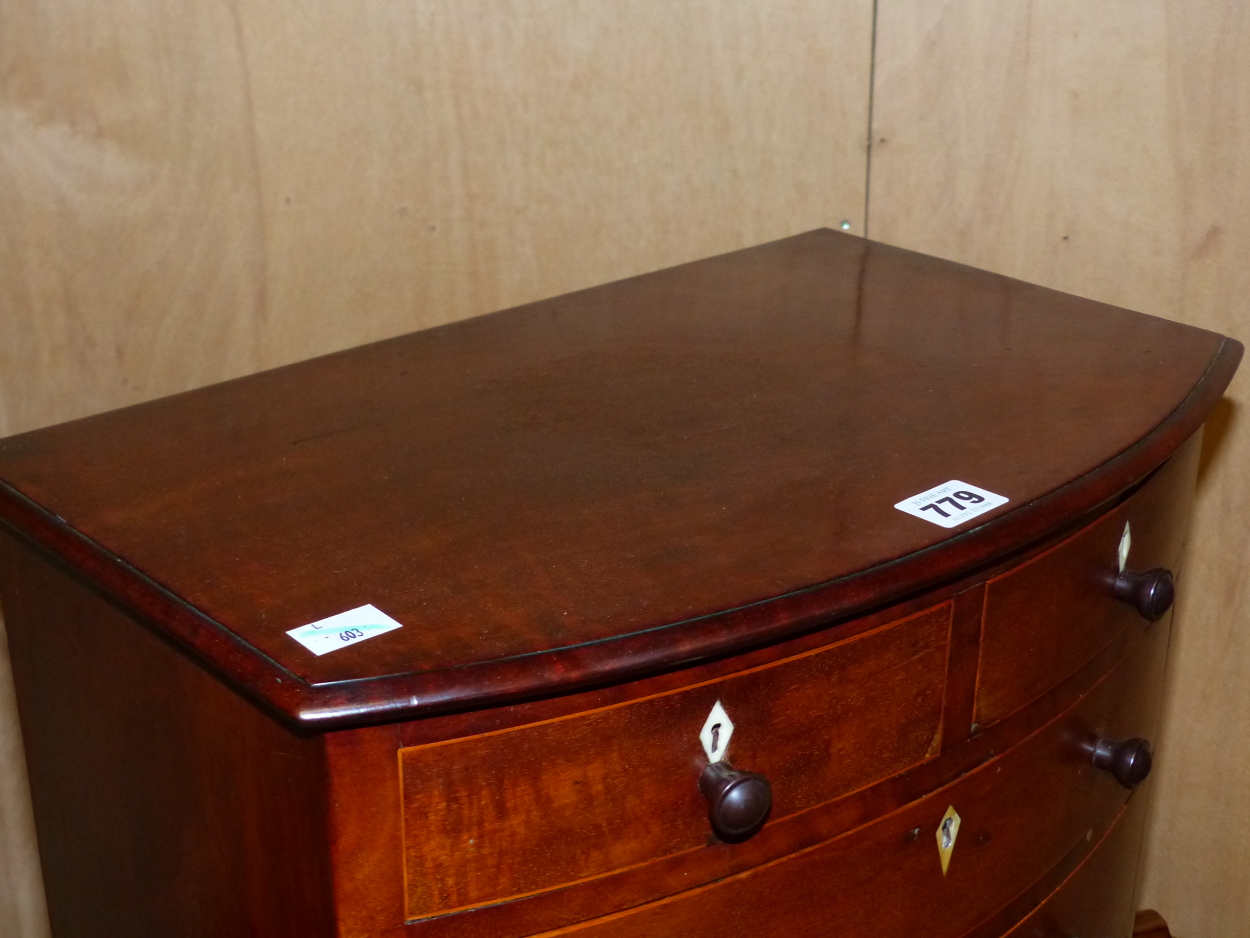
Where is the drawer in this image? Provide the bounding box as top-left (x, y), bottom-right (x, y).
top-left (399, 605), bottom-right (949, 920)
top-left (1000, 804), bottom-right (1143, 938)
top-left (543, 610), bottom-right (1166, 938)
top-left (976, 436), bottom-right (1197, 727)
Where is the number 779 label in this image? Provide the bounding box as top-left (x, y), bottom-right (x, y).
top-left (894, 480), bottom-right (1009, 529)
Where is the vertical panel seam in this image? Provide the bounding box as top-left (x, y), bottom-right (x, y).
top-left (863, 0), bottom-right (880, 238)
top-left (225, 0), bottom-right (272, 361)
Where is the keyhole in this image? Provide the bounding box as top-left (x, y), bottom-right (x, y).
top-left (710, 723), bottom-right (722, 755)
top-left (941, 816), bottom-right (955, 850)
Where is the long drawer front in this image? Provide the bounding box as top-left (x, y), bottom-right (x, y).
top-left (399, 605), bottom-right (950, 920)
top-left (999, 804), bottom-right (1143, 938)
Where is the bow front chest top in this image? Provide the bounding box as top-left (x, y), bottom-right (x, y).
top-left (0, 230), bottom-right (1239, 938)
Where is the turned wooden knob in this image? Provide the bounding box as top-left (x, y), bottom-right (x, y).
top-left (1112, 567), bottom-right (1174, 622)
top-left (699, 761), bottom-right (772, 842)
top-left (1091, 736), bottom-right (1153, 789)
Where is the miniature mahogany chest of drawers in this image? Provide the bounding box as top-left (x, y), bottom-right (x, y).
top-left (0, 231), bottom-right (1241, 938)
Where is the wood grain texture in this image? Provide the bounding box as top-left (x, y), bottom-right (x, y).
top-left (1000, 804), bottom-right (1141, 938)
top-left (869, 3), bottom-right (1250, 933)
top-left (937, 584), bottom-right (984, 753)
top-left (0, 531), bottom-right (336, 938)
top-left (236, 0), bottom-right (874, 366)
top-left (0, 0), bottom-right (268, 436)
top-left (0, 0), bottom-right (872, 441)
top-left (977, 437), bottom-right (1197, 728)
top-left (400, 606), bottom-right (946, 918)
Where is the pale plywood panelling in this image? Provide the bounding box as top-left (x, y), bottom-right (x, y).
top-left (1, 0), bottom-right (873, 438)
top-left (1140, 6), bottom-right (1250, 931)
top-left (869, 1), bottom-right (1183, 314)
top-left (236, 0), bottom-right (873, 365)
top-left (870, 3), bottom-right (1250, 934)
top-left (0, 0), bottom-right (268, 437)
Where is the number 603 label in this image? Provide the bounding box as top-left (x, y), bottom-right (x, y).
top-left (286, 604), bottom-right (403, 657)
top-left (894, 480), bottom-right (1009, 529)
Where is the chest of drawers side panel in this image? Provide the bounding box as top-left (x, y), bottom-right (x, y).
top-left (398, 605), bottom-right (949, 920)
top-left (0, 529), bottom-right (336, 938)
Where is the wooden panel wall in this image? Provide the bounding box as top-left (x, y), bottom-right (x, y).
top-left (0, 2), bottom-right (873, 935)
top-left (870, 3), bottom-right (1250, 934)
top-left (0, 0), bottom-right (872, 438)
top-left (239, 0), bottom-right (873, 367)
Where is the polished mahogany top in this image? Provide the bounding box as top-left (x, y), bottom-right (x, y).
top-left (0, 231), bottom-right (1239, 726)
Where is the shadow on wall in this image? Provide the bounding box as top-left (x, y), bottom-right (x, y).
top-left (1196, 396), bottom-right (1237, 489)
top-left (0, 607), bottom-right (51, 938)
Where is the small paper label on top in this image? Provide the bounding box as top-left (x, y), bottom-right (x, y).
top-left (894, 480), bottom-right (1008, 529)
top-left (286, 604), bottom-right (403, 656)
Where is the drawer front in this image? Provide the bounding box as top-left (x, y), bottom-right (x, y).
top-left (399, 605), bottom-right (949, 919)
top-left (1001, 804), bottom-right (1143, 938)
top-left (542, 614), bottom-right (1166, 938)
top-left (976, 435), bottom-right (1197, 727)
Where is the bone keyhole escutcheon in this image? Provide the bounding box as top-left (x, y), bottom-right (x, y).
top-left (700, 701), bottom-right (734, 763)
top-left (936, 806), bottom-right (961, 876)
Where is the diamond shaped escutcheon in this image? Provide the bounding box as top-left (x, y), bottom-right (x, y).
top-left (700, 701), bottom-right (734, 763)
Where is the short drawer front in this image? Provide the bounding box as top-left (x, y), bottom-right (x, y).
top-left (399, 605), bottom-right (949, 920)
top-left (544, 613), bottom-right (1165, 938)
top-left (976, 435), bottom-right (1197, 727)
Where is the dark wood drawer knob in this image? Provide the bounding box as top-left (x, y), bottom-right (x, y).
top-left (1112, 567), bottom-right (1175, 621)
top-left (699, 761), bottom-right (772, 843)
top-left (1091, 736), bottom-right (1153, 789)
